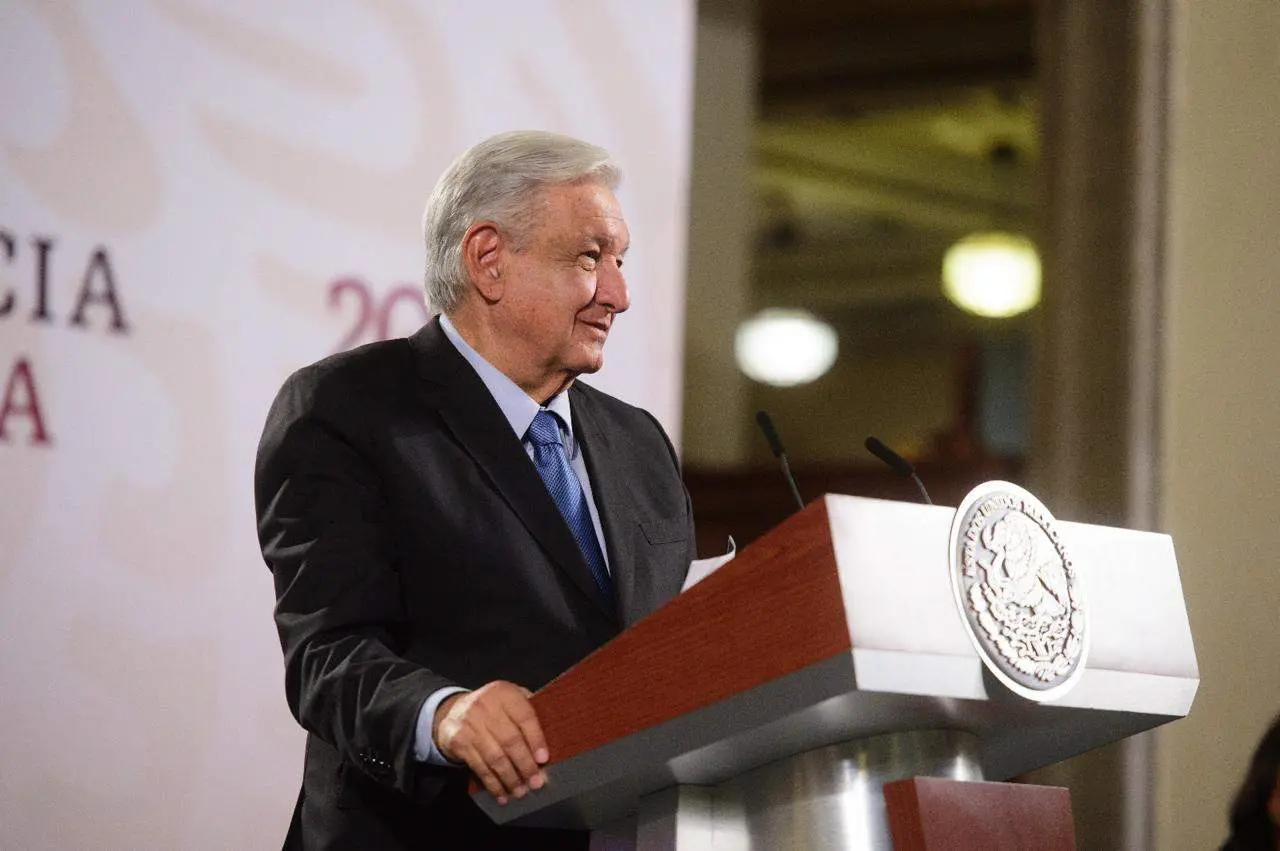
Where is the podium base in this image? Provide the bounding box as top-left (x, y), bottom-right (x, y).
top-left (883, 776), bottom-right (1076, 850)
top-left (591, 729), bottom-right (983, 851)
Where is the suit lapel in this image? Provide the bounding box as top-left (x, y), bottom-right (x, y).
top-left (408, 320), bottom-right (617, 623)
top-left (570, 386), bottom-right (638, 625)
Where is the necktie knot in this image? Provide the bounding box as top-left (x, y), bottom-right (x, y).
top-left (526, 409), bottom-right (564, 448)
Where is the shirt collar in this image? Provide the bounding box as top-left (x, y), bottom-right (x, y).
top-left (438, 314), bottom-right (575, 443)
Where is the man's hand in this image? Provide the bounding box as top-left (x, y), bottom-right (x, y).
top-left (433, 681), bottom-right (550, 805)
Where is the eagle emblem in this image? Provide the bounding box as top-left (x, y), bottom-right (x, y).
top-left (948, 482), bottom-right (1088, 701)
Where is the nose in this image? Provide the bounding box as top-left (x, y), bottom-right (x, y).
top-left (596, 258), bottom-right (630, 314)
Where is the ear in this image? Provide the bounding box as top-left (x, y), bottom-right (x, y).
top-left (461, 222), bottom-right (505, 303)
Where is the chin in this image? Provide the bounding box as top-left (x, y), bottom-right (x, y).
top-left (565, 342), bottom-right (606, 376)
top-left (573, 358), bottom-right (604, 376)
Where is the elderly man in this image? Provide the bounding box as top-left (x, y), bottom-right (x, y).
top-left (255, 131), bottom-right (695, 849)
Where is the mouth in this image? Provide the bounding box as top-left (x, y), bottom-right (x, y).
top-left (582, 318), bottom-right (611, 337)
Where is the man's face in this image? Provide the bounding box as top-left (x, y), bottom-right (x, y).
top-left (496, 180), bottom-right (630, 391)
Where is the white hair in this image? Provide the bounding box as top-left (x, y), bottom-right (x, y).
top-left (422, 130), bottom-right (621, 314)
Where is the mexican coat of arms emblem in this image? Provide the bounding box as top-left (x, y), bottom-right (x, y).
top-left (947, 481), bottom-right (1088, 701)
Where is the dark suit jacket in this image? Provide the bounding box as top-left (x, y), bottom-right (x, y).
top-left (255, 319), bottom-right (695, 850)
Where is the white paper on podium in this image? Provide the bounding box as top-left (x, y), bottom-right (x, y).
top-left (682, 536), bottom-right (737, 592)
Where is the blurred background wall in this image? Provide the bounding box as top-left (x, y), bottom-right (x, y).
top-left (0, 2), bottom-right (695, 847)
top-left (681, 1), bottom-right (1280, 849)
top-left (1158, 0), bottom-right (1280, 847)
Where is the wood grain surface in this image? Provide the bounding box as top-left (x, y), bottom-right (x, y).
top-left (885, 776), bottom-right (1076, 850)
top-left (532, 497), bottom-right (851, 765)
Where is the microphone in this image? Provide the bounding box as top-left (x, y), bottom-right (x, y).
top-left (864, 437), bottom-right (933, 505)
top-left (756, 410), bottom-right (805, 512)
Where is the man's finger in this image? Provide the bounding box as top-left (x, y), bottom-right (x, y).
top-left (462, 745), bottom-right (510, 805)
top-left (476, 737), bottom-right (524, 797)
top-left (507, 696), bottom-right (550, 766)
top-left (492, 717), bottom-right (542, 786)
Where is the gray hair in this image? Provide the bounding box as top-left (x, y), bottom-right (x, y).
top-left (422, 130), bottom-right (621, 314)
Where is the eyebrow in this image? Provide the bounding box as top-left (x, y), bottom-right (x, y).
top-left (587, 233), bottom-right (630, 256)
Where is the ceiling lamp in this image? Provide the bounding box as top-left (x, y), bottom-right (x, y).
top-left (734, 308), bottom-right (838, 387)
top-left (942, 232), bottom-right (1041, 318)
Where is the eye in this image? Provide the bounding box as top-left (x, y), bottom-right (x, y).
top-left (581, 250), bottom-right (601, 269)
top-left (615, 256), bottom-right (624, 269)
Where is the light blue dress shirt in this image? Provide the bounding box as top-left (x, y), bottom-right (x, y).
top-left (412, 314), bottom-right (611, 764)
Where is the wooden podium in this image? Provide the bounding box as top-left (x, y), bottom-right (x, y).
top-left (472, 494), bottom-right (1199, 850)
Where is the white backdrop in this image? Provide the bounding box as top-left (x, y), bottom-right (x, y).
top-left (0, 1), bottom-right (695, 847)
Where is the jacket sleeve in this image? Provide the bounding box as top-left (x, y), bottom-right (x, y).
top-left (254, 367), bottom-right (456, 796)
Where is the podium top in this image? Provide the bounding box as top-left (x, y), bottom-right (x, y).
top-left (477, 494), bottom-right (1198, 829)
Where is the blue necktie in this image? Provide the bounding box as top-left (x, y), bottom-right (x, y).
top-left (525, 410), bottom-right (613, 604)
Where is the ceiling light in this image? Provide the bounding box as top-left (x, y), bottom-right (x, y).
top-left (734, 308), bottom-right (838, 387)
top-left (942, 232), bottom-right (1041, 318)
